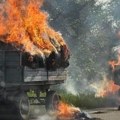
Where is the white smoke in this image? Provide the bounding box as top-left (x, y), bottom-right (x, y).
top-left (46, 0), bottom-right (120, 96)
top-left (36, 113), bottom-right (56, 120)
top-left (64, 76), bottom-right (78, 95)
top-left (95, 0), bottom-right (112, 8)
top-left (31, 106), bottom-right (57, 120)
top-left (94, 0), bottom-right (120, 32)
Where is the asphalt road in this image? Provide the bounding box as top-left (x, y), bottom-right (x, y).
top-left (30, 105), bottom-right (120, 120)
top-left (90, 108), bottom-right (120, 120)
top-left (30, 105), bottom-right (56, 120)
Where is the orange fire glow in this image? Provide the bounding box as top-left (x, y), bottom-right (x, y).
top-left (108, 59), bottom-right (120, 70)
top-left (91, 77), bottom-right (120, 97)
top-left (0, 0), bottom-right (69, 59)
top-left (98, 80), bottom-right (120, 97)
top-left (108, 49), bottom-right (120, 70)
top-left (57, 102), bottom-right (80, 119)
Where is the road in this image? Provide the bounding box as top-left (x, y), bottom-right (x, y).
top-left (30, 105), bottom-right (120, 120)
top-left (30, 105), bottom-right (57, 120)
top-left (90, 108), bottom-right (120, 120)
top-left (30, 106), bottom-right (120, 120)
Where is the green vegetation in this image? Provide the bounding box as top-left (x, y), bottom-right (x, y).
top-left (60, 92), bottom-right (113, 109)
top-left (27, 90), bottom-right (117, 109)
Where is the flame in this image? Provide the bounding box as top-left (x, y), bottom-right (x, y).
top-left (108, 47), bottom-right (120, 70)
top-left (57, 102), bottom-right (80, 119)
top-left (108, 58), bottom-right (120, 70)
top-left (0, 0), bottom-right (69, 59)
top-left (91, 77), bottom-right (120, 97)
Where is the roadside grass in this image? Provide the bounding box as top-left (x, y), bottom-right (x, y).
top-left (27, 90), bottom-right (117, 109)
top-left (59, 92), bottom-right (113, 109)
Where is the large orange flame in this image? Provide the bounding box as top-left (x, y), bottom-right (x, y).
top-left (57, 102), bottom-right (80, 119)
top-left (0, 0), bottom-right (69, 59)
top-left (91, 77), bottom-right (120, 97)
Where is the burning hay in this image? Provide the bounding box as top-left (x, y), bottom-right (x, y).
top-left (0, 0), bottom-right (70, 69)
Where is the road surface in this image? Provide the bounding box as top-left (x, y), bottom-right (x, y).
top-left (30, 105), bottom-right (120, 120)
top-left (90, 108), bottom-right (120, 120)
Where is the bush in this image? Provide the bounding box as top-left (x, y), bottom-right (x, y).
top-left (60, 92), bottom-right (111, 109)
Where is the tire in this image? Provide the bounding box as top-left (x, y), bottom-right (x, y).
top-left (15, 92), bottom-right (30, 120)
top-left (45, 91), bottom-right (61, 111)
top-left (0, 92), bottom-right (30, 120)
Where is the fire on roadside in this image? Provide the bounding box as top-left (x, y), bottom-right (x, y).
top-left (0, 0), bottom-right (69, 60)
top-left (108, 46), bottom-right (120, 70)
top-left (90, 77), bottom-right (120, 97)
top-left (108, 58), bottom-right (120, 70)
top-left (56, 102), bottom-right (81, 120)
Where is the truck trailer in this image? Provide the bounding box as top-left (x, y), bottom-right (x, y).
top-left (0, 42), bottom-right (68, 120)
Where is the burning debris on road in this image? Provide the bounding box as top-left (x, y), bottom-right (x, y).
top-left (0, 0), bottom-right (70, 70)
top-left (56, 102), bottom-right (101, 120)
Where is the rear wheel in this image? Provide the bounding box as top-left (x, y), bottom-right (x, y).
top-left (15, 92), bottom-right (30, 120)
top-left (45, 91), bottom-right (61, 111)
top-left (0, 92), bottom-right (30, 120)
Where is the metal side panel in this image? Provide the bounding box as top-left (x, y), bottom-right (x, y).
top-left (6, 67), bottom-right (23, 83)
top-left (5, 51), bottom-right (23, 84)
top-left (0, 51), bottom-right (4, 66)
top-left (0, 51), bottom-right (5, 86)
top-left (24, 67), bottom-right (47, 82)
top-left (5, 51), bottom-right (21, 66)
top-left (48, 69), bottom-right (67, 81)
top-left (24, 67), bottom-right (67, 82)
top-left (0, 69), bottom-right (4, 87)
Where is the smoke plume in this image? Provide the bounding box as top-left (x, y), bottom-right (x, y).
top-left (44, 0), bottom-right (120, 95)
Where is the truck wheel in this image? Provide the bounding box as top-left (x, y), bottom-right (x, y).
top-left (15, 93), bottom-right (30, 120)
top-left (45, 91), bottom-right (61, 111)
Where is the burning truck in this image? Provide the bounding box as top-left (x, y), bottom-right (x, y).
top-left (0, 0), bottom-right (70, 120)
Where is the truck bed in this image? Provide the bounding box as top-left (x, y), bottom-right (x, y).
top-left (24, 67), bottom-right (67, 82)
top-left (0, 50), bottom-right (67, 89)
